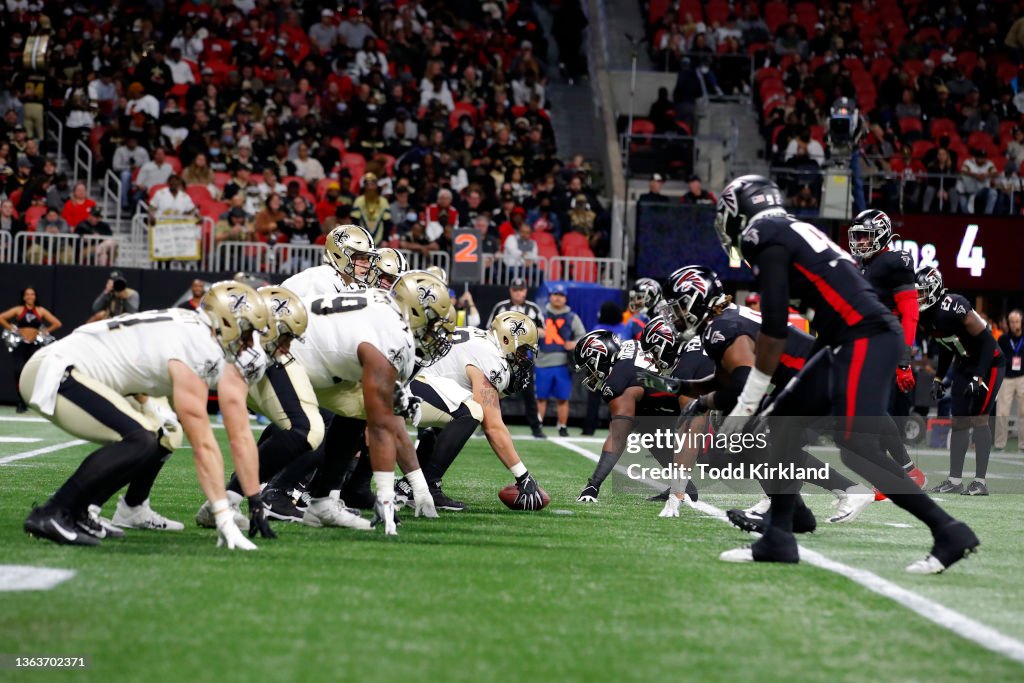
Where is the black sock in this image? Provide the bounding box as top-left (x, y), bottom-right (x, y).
top-left (881, 415), bottom-right (912, 467)
top-left (309, 416), bottom-right (364, 498)
top-left (768, 493), bottom-right (797, 533)
top-left (423, 414), bottom-right (479, 484)
top-left (950, 428), bottom-right (970, 479)
top-left (340, 453), bottom-right (372, 497)
top-left (123, 447), bottom-right (172, 506)
top-left (268, 448), bottom-right (322, 493)
top-left (51, 430), bottom-right (159, 513)
top-left (801, 450), bottom-right (857, 492)
top-left (973, 423), bottom-right (992, 478)
top-left (414, 428), bottom-right (438, 471)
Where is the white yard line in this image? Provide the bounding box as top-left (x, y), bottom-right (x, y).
top-left (0, 440), bottom-right (87, 465)
top-left (550, 437), bottom-right (1024, 666)
top-left (0, 436), bottom-right (42, 443)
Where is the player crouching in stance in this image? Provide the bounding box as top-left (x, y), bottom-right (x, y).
top-left (21, 282), bottom-right (272, 549)
top-left (573, 317), bottom-right (702, 504)
top-left (398, 311), bottom-right (546, 511)
top-left (285, 271), bottom-right (453, 534)
top-left (916, 266), bottom-right (1004, 496)
top-left (712, 175), bottom-right (977, 573)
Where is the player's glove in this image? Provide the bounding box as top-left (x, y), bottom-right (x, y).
top-left (576, 484), bottom-right (599, 503)
top-left (658, 494), bottom-right (682, 518)
top-left (393, 385), bottom-right (422, 426)
top-left (413, 490), bottom-right (439, 519)
top-left (931, 378), bottom-right (948, 401)
top-left (965, 375), bottom-right (990, 414)
top-left (215, 517), bottom-right (257, 550)
top-left (513, 471), bottom-right (544, 511)
top-left (142, 397), bottom-right (181, 434)
top-left (895, 366), bottom-right (915, 393)
top-left (247, 493), bottom-right (277, 539)
top-left (680, 395), bottom-right (708, 418)
top-left (372, 497), bottom-right (398, 535)
top-left (718, 368), bottom-right (770, 437)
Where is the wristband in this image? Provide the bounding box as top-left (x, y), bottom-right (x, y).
top-left (404, 468), bottom-right (430, 497)
top-left (737, 368), bottom-right (772, 407)
top-left (509, 461), bottom-right (528, 478)
top-left (211, 498), bottom-right (231, 528)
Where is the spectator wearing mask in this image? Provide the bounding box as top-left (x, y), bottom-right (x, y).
top-left (535, 284), bottom-right (586, 437)
top-left (680, 174), bottom-right (716, 205)
top-left (996, 309), bottom-right (1024, 451)
top-left (89, 270), bottom-right (140, 322)
top-left (958, 148), bottom-right (998, 215)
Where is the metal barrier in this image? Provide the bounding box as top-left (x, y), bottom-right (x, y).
top-left (45, 111), bottom-right (63, 171)
top-left (0, 231), bottom-right (11, 263)
top-left (14, 232), bottom-right (82, 265)
top-left (548, 256), bottom-right (626, 287)
top-left (73, 140), bottom-right (93, 191)
top-left (103, 169), bottom-right (124, 229)
top-left (483, 256), bottom-right (549, 288)
top-left (272, 243), bottom-right (321, 275)
top-left (214, 241), bottom-right (271, 274)
top-left (399, 249), bottom-right (451, 274)
top-left (79, 234), bottom-right (124, 268)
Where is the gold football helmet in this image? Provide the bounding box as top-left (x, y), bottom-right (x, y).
top-left (366, 247), bottom-right (409, 290)
top-left (324, 224), bottom-right (375, 283)
top-left (425, 265), bottom-right (448, 285)
top-left (490, 311), bottom-right (539, 393)
top-left (390, 271), bottom-right (454, 366)
top-left (201, 281), bottom-right (270, 361)
top-left (256, 286), bottom-right (308, 357)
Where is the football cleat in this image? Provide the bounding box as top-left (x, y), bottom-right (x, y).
top-left (394, 477), bottom-right (414, 507)
top-left (301, 497), bottom-right (372, 529)
top-left (647, 487), bottom-right (671, 502)
top-left (558, 426), bottom-right (570, 438)
top-left (25, 505), bottom-right (99, 546)
top-left (112, 496), bottom-right (184, 531)
top-left (961, 480), bottom-right (989, 496)
top-left (576, 484), bottom-right (599, 503)
top-left (828, 489), bottom-right (874, 523)
top-left (929, 479), bottom-right (965, 495)
top-left (430, 482), bottom-right (466, 512)
top-left (720, 527), bottom-right (799, 564)
top-left (906, 521), bottom-right (979, 574)
top-left (727, 508), bottom-right (766, 534)
top-left (531, 426), bottom-right (547, 439)
top-left (263, 488), bottom-right (304, 522)
top-left (79, 505), bottom-right (125, 539)
top-left (195, 491), bottom-right (250, 531)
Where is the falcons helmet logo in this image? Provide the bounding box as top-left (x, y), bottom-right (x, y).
top-left (579, 335), bottom-right (608, 359)
top-left (647, 320), bottom-right (675, 344)
top-left (674, 269), bottom-right (708, 295)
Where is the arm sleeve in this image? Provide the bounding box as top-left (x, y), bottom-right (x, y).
top-left (894, 288), bottom-right (919, 351)
top-left (754, 245), bottom-right (791, 339)
top-left (710, 364), bottom-right (751, 413)
top-left (935, 346), bottom-right (954, 381)
top-left (125, 291), bottom-right (141, 314)
top-left (92, 292), bottom-right (110, 313)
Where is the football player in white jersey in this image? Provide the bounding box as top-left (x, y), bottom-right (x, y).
top-left (194, 286), bottom-right (326, 528)
top-left (281, 224), bottom-right (375, 298)
top-left (286, 271), bottom-right (454, 534)
top-left (398, 311), bottom-right (546, 511)
top-left (20, 282), bottom-right (272, 549)
top-left (366, 247), bottom-right (409, 290)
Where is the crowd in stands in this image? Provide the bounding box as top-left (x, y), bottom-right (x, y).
top-left (642, 0), bottom-right (1024, 216)
top-left (0, 0), bottom-right (607, 273)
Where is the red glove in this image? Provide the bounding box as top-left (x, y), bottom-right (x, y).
top-left (896, 366), bottom-right (915, 393)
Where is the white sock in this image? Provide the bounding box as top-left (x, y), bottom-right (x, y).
top-left (373, 471), bottom-right (396, 503)
top-left (948, 477), bottom-right (962, 485)
top-left (557, 423), bottom-right (566, 429)
top-left (509, 461), bottom-right (527, 478)
top-left (902, 462), bottom-right (914, 471)
top-left (404, 468), bottom-right (430, 498)
top-left (975, 478), bottom-right (986, 484)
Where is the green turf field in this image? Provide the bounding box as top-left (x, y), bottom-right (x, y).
top-left (2, 408), bottom-right (1023, 682)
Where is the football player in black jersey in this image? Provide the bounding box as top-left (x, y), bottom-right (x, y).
top-left (711, 175), bottom-right (978, 574)
top-left (573, 318), bottom-right (707, 504)
top-left (654, 265), bottom-right (874, 527)
top-left (916, 266), bottom-right (1005, 496)
top-left (848, 209), bottom-right (927, 493)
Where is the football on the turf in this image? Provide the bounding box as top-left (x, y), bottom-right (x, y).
top-left (498, 484), bottom-right (551, 511)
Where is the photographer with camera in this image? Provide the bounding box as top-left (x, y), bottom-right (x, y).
top-left (88, 270), bottom-right (140, 323)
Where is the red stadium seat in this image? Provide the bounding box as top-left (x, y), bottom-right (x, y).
top-left (185, 185), bottom-right (213, 205)
top-left (967, 131), bottom-right (995, 154)
top-left (213, 172), bottom-right (231, 189)
top-left (899, 117), bottom-right (924, 135)
top-left (764, 1), bottom-right (788, 32)
top-left (706, 0), bottom-right (729, 24)
top-left (648, 0), bottom-right (671, 25)
top-left (147, 183), bottom-right (168, 200)
top-left (24, 205), bottom-right (46, 229)
top-left (677, 0), bottom-right (704, 23)
top-left (929, 118), bottom-right (958, 140)
top-left (165, 155), bottom-right (183, 175)
top-left (911, 140), bottom-right (935, 160)
top-left (340, 153), bottom-right (367, 179)
top-left (999, 120), bottom-right (1018, 146)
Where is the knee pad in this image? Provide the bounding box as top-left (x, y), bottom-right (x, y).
top-left (463, 398), bottom-right (483, 423)
top-left (305, 411), bottom-right (326, 451)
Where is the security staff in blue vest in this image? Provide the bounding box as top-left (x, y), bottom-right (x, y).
top-left (535, 283), bottom-right (586, 437)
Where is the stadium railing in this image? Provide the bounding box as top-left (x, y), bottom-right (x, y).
top-left (102, 169), bottom-right (124, 230)
top-left (14, 232), bottom-right (87, 266)
top-left (73, 140), bottom-right (93, 193)
top-left (0, 230), bottom-right (10, 263)
top-left (45, 111), bottom-right (63, 173)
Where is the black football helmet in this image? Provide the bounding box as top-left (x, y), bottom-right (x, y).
top-left (915, 265), bottom-right (945, 311)
top-left (848, 209), bottom-right (892, 258)
top-left (715, 175), bottom-right (784, 265)
top-left (573, 330), bottom-right (621, 392)
top-left (628, 278), bottom-right (662, 314)
top-left (657, 265), bottom-right (728, 341)
top-left (639, 316), bottom-right (682, 373)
